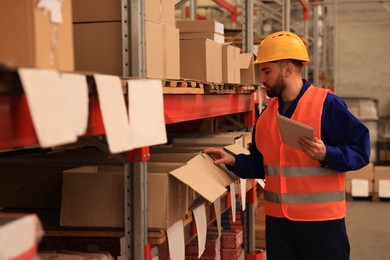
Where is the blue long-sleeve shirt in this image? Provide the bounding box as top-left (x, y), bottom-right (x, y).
top-left (232, 80), bottom-right (370, 179)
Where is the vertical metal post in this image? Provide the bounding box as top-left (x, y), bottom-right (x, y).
top-left (128, 161), bottom-right (148, 260)
top-left (333, 0), bottom-right (338, 91)
top-left (122, 0), bottom-right (147, 259)
top-left (190, 0), bottom-right (197, 20)
top-left (303, 19), bottom-right (309, 79)
top-left (126, 0), bottom-right (146, 78)
top-left (125, 148), bottom-right (150, 260)
top-left (243, 2), bottom-right (255, 255)
top-left (284, 0), bottom-right (291, 31)
top-left (243, 0), bottom-right (253, 53)
top-left (313, 3), bottom-right (319, 86)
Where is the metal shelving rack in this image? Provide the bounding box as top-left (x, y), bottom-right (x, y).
top-left (0, 1), bottom-right (274, 259)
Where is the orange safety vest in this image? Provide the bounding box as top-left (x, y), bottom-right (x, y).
top-left (256, 86), bottom-right (346, 221)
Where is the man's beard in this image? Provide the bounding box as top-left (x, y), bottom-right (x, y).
top-left (265, 73), bottom-right (286, 98)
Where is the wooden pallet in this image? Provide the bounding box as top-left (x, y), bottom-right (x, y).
top-left (163, 79), bottom-right (204, 94)
top-left (203, 83), bottom-right (235, 94)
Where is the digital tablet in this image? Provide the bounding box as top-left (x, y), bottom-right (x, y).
top-left (277, 114), bottom-right (314, 151)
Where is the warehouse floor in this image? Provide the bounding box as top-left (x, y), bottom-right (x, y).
top-left (346, 200), bottom-right (390, 260)
top-left (249, 199), bottom-right (390, 260)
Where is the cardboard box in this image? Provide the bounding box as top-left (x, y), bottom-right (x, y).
top-left (60, 165), bottom-right (188, 229)
top-left (176, 20), bottom-right (224, 34)
top-left (346, 163), bottom-right (374, 196)
top-left (73, 21), bottom-right (164, 78)
top-left (240, 53), bottom-right (259, 85)
top-left (162, 0), bottom-right (176, 26)
top-left (374, 166), bottom-right (390, 192)
top-left (169, 144), bottom-right (242, 204)
top-left (0, 0), bottom-right (74, 71)
top-left (180, 39), bottom-right (222, 83)
top-left (163, 25), bottom-right (180, 79)
top-left (208, 230), bottom-right (243, 249)
top-left (346, 163), bottom-right (374, 180)
top-left (222, 45), bottom-right (241, 84)
top-left (145, 21), bottom-right (164, 79)
top-left (145, 0), bottom-right (161, 23)
top-left (72, 0), bottom-right (121, 22)
top-left (73, 22), bottom-right (122, 75)
top-left (60, 167), bottom-right (125, 228)
top-left (180, 32), bottom-right (225, 44)
top-left (147, 172), bottom-right (188, 229)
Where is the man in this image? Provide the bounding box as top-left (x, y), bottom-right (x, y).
top-left (204, 31), bottom-right (370, 260)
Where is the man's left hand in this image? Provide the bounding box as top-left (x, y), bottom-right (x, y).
top-left (298, 137), bottom-right (326, 161)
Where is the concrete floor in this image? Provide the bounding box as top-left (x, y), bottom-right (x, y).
top-left (346, 200), bottom-right (390, 260)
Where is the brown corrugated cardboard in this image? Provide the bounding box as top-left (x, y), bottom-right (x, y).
top-left (346, 163), bottom-right (374, 180)
top-left (180, 32), bottom-right (225, 44)
top-left (146, 21), bottom-right (164, 79)
top-left (240, 53), bottom-right (257, 85)
top-left (148, 172), bottom-right (188, 229)
top-left (73, 22), bottom-right (122, 75)
top-left (169, 149), bottom-right (240, 203)
top-left (374, 166), bottom-right (390, 192)
top-left (73, 21), bottom-right (164, 78)
top-left (0, 0), bottom-right (74, 71)
top-left (180, 39), bottom-right (222, 83)
top-left (60, 165), bottom-right (189, 229)
top-left (162, 0), bottom-right (176, 26)
top-left (222, 45), bottom-right (241, 84)
top-left (72, 0), bottom-right (121, 22)
top-left (163, 25), bottom-right (180, 79)
top-left (60, 168), bottom-right (124, 228)
top-left (176, 20), bottom-right (224, 34)
top-left (145, 0), bottom-right (161, 23)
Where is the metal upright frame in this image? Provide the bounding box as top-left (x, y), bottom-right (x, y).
top-left (122, 0), bottom-right (148, 259)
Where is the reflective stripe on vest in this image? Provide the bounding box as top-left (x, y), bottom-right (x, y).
top-left (256, 86), bottom-right (346, 221)
top-left (264, 190), bottom-right (346, 204)
top-left (265, 165), bottom-right (338, 177)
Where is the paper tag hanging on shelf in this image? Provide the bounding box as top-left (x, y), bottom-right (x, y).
top-left (127, 79), bottom-right (167, 149)
top-left (193, 203), bottom-right (207, 258)
top-left (240, 179), bottom-right (247, 211)
top-left (167, 220), bottom-right (185, 260)
top-left (59, 73), bottom-right (88, 136)
top-left (94, 74), bottom-right (132, 153)
top-left (214, 197), bottom-right (222, 238)
top-left (18, 68), bottom-right (77, 147)
top-left (230, 183), bottom-right (237, 222)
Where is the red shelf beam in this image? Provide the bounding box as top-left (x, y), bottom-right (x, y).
top-left (0, 93), bottom-right (254, 150)
top-left (163, 94), bottom-right (253, 125)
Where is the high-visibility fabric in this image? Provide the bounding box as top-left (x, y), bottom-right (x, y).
top-left (256, 86), bottom-right (346, 221)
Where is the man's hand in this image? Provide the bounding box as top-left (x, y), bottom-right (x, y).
top-left (203, 147), bottom-right (236, 167)
top-left (298, 137), bottom-right (326, 161)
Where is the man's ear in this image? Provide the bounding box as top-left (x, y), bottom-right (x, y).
top-left (283, 63), bottom-right (294, 77)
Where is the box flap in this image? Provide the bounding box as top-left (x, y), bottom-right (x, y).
top-left (170, 153), bottom-right (235, 203)
top-left (224, 143), bottom-right (250, 155)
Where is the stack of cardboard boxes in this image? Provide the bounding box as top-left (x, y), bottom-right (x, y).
top-left (374, 166), bottom-right (390, 199)
top-left (0, 0), bottom-right (260, 88)
top-left (72, 0), bottom-right (180, 79)
top-left (346, 163), bottom-right (374, 198)
top-left (0, 0), bottom-right (74, 71)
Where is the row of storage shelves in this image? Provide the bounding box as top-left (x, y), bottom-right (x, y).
top-left (0, 66), bottom-right (261, 259)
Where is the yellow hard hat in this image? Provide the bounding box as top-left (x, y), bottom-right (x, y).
top-left (254, 31), bottom-right (310, 64)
